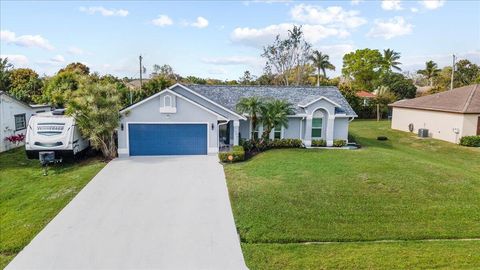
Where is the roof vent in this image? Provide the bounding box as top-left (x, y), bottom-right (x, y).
top-left (52, 109), bottom-right (66, 115)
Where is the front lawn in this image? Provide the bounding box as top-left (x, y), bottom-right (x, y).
top-left (0, 148), bottom-right (105, 269)
top-left (225, 120), bottom-right (480, 269)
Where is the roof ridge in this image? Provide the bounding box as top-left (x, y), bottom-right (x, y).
top-left (462, 84), bottom-right (478, 112)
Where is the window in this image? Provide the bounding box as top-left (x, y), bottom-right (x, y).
top-left (274, 124), bottom-right (282, 139)
top-left (311, 110), bottom-right (324, 139)
top-left (252, 125), bottom-right (260, 140)
top-left (164, 95), bottom-right (172, 107)
top-left (14, 114), bottom-right (26, 131)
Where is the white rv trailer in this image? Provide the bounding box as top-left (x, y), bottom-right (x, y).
top-left (25, 109), bottom-right (89, 159)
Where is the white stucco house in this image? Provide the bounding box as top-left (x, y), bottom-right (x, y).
top-left (117, 83), bottom-right (357, 157)
top-left (390, 84), bottom-right (480, 143)
top-left (0, 91), bottom-right (51, 152)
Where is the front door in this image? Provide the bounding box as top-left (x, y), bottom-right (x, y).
top-left (477, 116), bottom-right (480, 135)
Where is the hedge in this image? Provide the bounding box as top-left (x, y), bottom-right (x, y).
top-left (241, 138), bottom-right (304, 152)
top-left (459, 136), bottom-right (480, 147)
top-left (312, 139), bottom-right (346, 147)
top-left (333, 139), bottom-right (347, 147)
top-left (218, 145), bottom-right (245, 162)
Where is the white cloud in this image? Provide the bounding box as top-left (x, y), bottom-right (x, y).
top-left (79, 6), bottom-right (129, 17)
top-left (51, 55), bottom-right (65, 63)
top-left (243, 0), bottom-right (292, 6)
top-left (290, 4), bottom-right (367, 29)
top-left (1, 30), bottom-right (54, 50)
top-left (318, 44), bottom-right (356, 57)
top-left (410, 7), bottom-right (419, 12)
top-left (367, 16), bottom-right (413, 39)
top-left (402, 50), bottom-right (480, 73)
top-left (152, 15), bottom-right (173, 27)
top-left (351, 0), bottom-right (363, 5)
top-left (381, 0), bottom-right (403, 10)
top-left (231, 23), bottom-right (349, 47)
top-left (207, 67), bottom-right (227, 75)
top-left (420, 0), bottom-right (445, 10)
top-left (191, 17), bottom-right (209, 28)
top-left (67, 46), bottom-right (85, 55)
top-left (201, 56), bottom-right (262, 66)
top-left (0, 54), bottom-right (29, 67)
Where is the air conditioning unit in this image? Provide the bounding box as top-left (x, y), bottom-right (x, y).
top-left (418, 128), bottom-right (429, 138)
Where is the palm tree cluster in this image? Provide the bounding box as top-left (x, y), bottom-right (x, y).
top-left (309, 50), bottom-right (335, 87)
top-left (236, 97), bottom-right (294, 142)
top-left (417, 60), bottom-right (441, 86)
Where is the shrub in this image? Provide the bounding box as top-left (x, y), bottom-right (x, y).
top-left (377, 136), bottom-right (388, 141)
top-left (459, 136), bottom-right (480, 147)
top-left (311, 139), bottom-right (326, 147)
top-left (218, 146), bottom-right (245, 162)
top-left (333, 139), bottom-right (347, 147)
top-left (241, 138), bottom-right (303, 152)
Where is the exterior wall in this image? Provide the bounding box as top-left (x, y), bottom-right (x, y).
top-left (171, 85), bottom-right (242, 121)
top-left (0, 94), bottom-right (35, 152)
top-left (333, 117), bottom-right (349, 141)
top-left (118, 91), bottom-right (221, 156)
top-left (462, 114), bottom-right (480, 137)
top-left (391, 107), bottom-right (477, 143)
top-left (239, 119), bottom-right (250, 140)
top-left (283, 118), bottom-right (302, 139)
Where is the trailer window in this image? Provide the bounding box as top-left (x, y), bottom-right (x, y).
top-left (14, 114), bottom-right (26, 131)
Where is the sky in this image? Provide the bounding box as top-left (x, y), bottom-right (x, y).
top-left (1, 0), bottom-right (479, 80)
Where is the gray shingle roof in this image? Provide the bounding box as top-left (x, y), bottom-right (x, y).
top-left (186, 85), bottom-right (357, 116)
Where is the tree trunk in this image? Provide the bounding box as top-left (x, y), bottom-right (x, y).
top-left (317, 67), bottom-right (320, 87)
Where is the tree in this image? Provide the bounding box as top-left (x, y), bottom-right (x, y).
top-left (59, 62), bottom-right (90, 75)
top-left (0, 57), bottom-right (13, 91)
top-left (8, 68), bottom-right (42, 103)
top-left (262, 25), bottom-right (312, 86)
top-left (141, 75), bottom-right (175, 99)
top-left (455, 59), bottom-right (480, 87)
top-left (40, 71), bottom-right (80, 107)
top-left (239, 70), bottom-right (256, 85)
top-left (374, 86), bottom-right (397, 119)
top-left (309, 50), bottom-right (335, 86)
top-left (417, 60), bottom-right (440, 87)
top-left (381, 49), bottom-right (402, 72)
top-left (66, 78), bottom-right (122, 159)
top-left (376, 72), bottom-right (416, 99)
top-left (342, 49), bottom-right (383, 91)
top-left (256, 63), bottom-right (275, 85)
top-left (236, 97), bottom-right (263, 140)
top-left (259, 99), bottom-right (294, 141)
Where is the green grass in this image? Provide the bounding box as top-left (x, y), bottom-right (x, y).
top-left (225, 120), bottom-right (480, 269)
top-left (0, 148), bottom-right (105, 269)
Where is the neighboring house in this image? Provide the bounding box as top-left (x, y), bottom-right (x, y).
top-left (356, 91), bottom-right (376, 106)
top-left (390, 84), bottom-right (480, 143)
top-left (117, 83), bottom-right (357, 157)
top-left (0, 91), bottom-right (51, 152)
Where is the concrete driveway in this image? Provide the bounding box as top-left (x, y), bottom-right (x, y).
top-left (7, 156), bottom-right (247, 270)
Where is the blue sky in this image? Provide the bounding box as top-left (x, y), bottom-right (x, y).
top-left (1, 0), bottom-right (479, 80)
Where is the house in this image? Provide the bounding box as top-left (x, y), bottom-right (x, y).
top-left (0, 91), bottom-right (51, 152)
top-left (117, 83), bottom-right (356, 157)
top-left (356, 90), bottom-right (376, 106)
top-left (390, 84), bottom-right (480, 143)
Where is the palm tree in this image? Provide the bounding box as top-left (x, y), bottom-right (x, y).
top-left (259, 99), bottom-right (294, 141)
top-left (382, 49), bottom-right (402, 72)
top-left (308, 50), bottom-right (335, 87)
top-left (236, 97), bottom-right (263, 140)
top-left (417, 60), bottom-right (441, 86)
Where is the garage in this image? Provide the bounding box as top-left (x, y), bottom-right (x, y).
top-left (128, 123), bottom-right (207, 156)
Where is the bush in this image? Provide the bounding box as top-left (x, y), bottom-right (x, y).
top-left (311, 139), bottom-right (326, 147)
top-left (459, 136), bottom-right (480, 147)
top-left (241, 138), bottom-right (304, 152)
top-left (218, 146), bottom-right (245, 162)
top-left (333, 139), bottom-right (347, 147)
top-left (377, 136), bottom-right (388, 141)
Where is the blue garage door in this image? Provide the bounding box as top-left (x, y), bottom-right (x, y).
top-left (129, 124), bottom-right (207, 156)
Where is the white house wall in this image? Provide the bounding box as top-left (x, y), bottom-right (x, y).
top-left (118, 92), bottom-right (221, 155)
top-left (0, 94), bottom-right (33, 152)
top-left (333, 117), bottom-right (349, 141)
top-left (391, 107), bottom-right (477, 143)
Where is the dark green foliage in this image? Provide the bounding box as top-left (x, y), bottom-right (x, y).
top-left (459, 136), bottom-right (480, 147)
top-left (7, 68), bottom-right (42, 103)
top-left (218, 146), bottom-right (245, 162)
top-left (241, 139), bottom-right (303, 152)
top-left (376, 72), bottom-right (416, 99)
top-left (333, 139), bottom-right (347, 147)
top-left (342, 49), bottom-right (384, 91)
top-left (311, 139), bottom-right (326, 147)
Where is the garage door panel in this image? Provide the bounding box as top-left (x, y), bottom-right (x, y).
top-left (129, 124), bottom-right (207, 156)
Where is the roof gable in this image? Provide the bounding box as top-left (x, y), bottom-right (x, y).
top-left (390, 84), bottom-right (480, 114)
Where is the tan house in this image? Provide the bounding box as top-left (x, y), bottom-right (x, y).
top-left (390, 84), bottom-right (480, 143)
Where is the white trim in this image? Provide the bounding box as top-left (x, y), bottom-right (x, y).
top-left (125, 122), bottom-right (212, 156)
top-left (298, 96), bottom-right (342, 108)
top-left (170, 83), bottom-right (247, 120)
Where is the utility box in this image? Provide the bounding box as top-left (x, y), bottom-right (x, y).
top-left (418, 128), bottom-right (429, 138)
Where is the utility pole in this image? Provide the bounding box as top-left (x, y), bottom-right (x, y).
top-left (450, 54), bottom-right (456, 90)
top-left (139, 54), bottom-right (143, 89)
